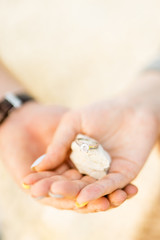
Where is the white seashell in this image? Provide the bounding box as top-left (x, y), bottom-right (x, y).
top-left (70, 134), bottom-right (111, 180)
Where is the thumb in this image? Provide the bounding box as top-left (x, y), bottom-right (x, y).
top-left (32, 111), bottom-right (81, 171)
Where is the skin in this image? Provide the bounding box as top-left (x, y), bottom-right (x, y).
top-left (0, 102), bottom-right (68, 182)
top-left (23, 168), bottom-right (138, 213)
top-left (31, 87), bottom-right (160, 206)
top-left (23, 170), bottom-right (138, 213)
top-left (0, 101), bottom-right (137, 213)
top-left (0, 61), bottom-right (137, 213)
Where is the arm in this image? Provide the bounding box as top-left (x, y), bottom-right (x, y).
top-left (30, 58), bottom-right (160, 206)
top-left (0, 60), bottom-right (68, 181)
top-left (0, 60), bottom-right (25, 96)
top-left (125, 70), bottom-right (160, 124)
top-left (34, 66), bottom-right (160, 172)
top-left (0, 61), bottom-right (137, 213)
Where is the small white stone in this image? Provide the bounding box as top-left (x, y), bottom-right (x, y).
top-left (70, 134), bottom-right (111, 180)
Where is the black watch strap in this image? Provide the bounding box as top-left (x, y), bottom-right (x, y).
top-left (0, 93), bottom-right (35, 124)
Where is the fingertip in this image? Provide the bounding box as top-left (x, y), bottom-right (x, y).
top-left (76, 183), bottom-right (101, 204)
top-left (30, 154), bottom-right (46, 171)
top-left (124, 184), bottom-right (138, 198)
top-left (23, 172), bottom-right (40, 186)
top-left (30, 178), bottom-right (54, 198)
top-left (35, 153), bottom-right (61, 171)
top-left (75, 201), bottom-right (89, 208)
top-left (23, 175), bottom-right (34, 186)
top-left (23, 171), bottom-right (57, 186)
top-left (22, 183), bottom-right (30, 190)
top-left (88, 197), bottom-right (110, 212)
top-left (108, 189), bottom-right (127, 207)
top-left (62, 169), bottom-right (82, 180)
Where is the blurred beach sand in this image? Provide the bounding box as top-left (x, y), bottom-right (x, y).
top-left (0, 1), bottom-right (160, 239)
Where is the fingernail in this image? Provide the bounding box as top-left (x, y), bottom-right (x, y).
top-left (31, 154), bottom-right (46, 171)
top-left (75, 201), bottom-right (88, 208)
top-left (22, 183), bottom-right (30, 190)
top-left (48, 192), bottom-right (64, 199)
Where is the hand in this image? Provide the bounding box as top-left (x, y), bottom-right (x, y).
top-left (0, 101), bottom-right (137, 213)
top-left (0, 102), bottom-right (68, 183)
top-left (23, 165), bottom-right (138, 213)
top-left (34, 98), bottom-right (159, 206)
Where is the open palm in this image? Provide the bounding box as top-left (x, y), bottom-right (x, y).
top-left (36, 99), bottom-right (159, 205)
top-left (0, 101), bottom-right (136, 213)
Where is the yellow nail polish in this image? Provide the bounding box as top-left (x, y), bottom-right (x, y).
top-left (31, 167), bottom-right (42, 172)
top-left (31, 166), bottom-right (36, 171)
top-left (22, 183), bottom-right (30, 190)
top-left (31, 155), bottom-right (46, 171)
top-left (75, 201), bottom-right (88, 208)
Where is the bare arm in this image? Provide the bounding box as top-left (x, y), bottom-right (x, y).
top-left (125, 70), bottom-right (160, 127)
top-left (29, 57), bottom-right (160, 207)
top-left (124, 56), bottom-right (160, 122)
top-left (0, 61), bottom-right (25, 97)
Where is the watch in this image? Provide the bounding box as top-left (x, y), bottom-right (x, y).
top-left (0, 92), bottom-right (35, 124)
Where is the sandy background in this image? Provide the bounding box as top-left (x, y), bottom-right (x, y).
top-left (0, 0), bottom-right (160, 240)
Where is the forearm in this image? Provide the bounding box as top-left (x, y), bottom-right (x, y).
top-left (122, 70), bottom-right (160, 124)
top-left (0, 61), bottom-right (24, 97)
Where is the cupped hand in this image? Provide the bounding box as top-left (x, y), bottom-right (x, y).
top-left (23, 165), bottom-right (138, 213)
top-left (34, 99), bottom-right (159, 205)
top-left (0, 100), bottom-right (137, 213)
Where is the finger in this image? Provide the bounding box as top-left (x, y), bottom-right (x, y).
top-left (62, 169), bottom-right (82, 180)
top-left (35, 111), bottom-right (81, 171)
top-left (87, 197), bottom-right (110, 212)
top-left (42, 196), bottom-right (110, 213)
top-left (76, 158), bottom-right (138, 205)
top-left (74, 197), bottom-right (110, 213)
top-left (22, 162), bottom-right (70, 186)
top-left (37, 194), bottom-right (110, 212)
top-left (39, 197), bottom-right (76, 210)
top-left (108, 189), bottom-right (127, 207)
top-left (50, 176), bottom-right (96, 199)
top-left (23, 171), bottom-right (58, 186)
top-left (54, 163), bottom-right (70, 174)
top-left (108, 183), bottom-right (138, 207)
top-left (36, 184), bottom-right (137, 213)
top-left (30, 176), bottom-right (67, 198)
top-left (123, 183), bottom-right (138, 198)
top-left (30, 171), bottom-right (85, 198)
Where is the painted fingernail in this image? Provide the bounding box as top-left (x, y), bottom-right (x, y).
top-left (48, 192), bottom-right (64, 199)
top-left (75, 201), bottom-right (88, 208)
top-left (31, 154), bottom-right (46, 171)
top-left (22, 183), bottom-right (30, 190)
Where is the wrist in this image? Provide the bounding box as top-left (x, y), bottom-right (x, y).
top-left (0, 92), bottom-right (36, 125)
top-left (118, 71), bottom-right (160, 129)
top-left (0, 101), bottom-right (39, 134)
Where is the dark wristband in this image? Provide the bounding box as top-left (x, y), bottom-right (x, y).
top-left (0, 92), bottom-right (35, 124)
